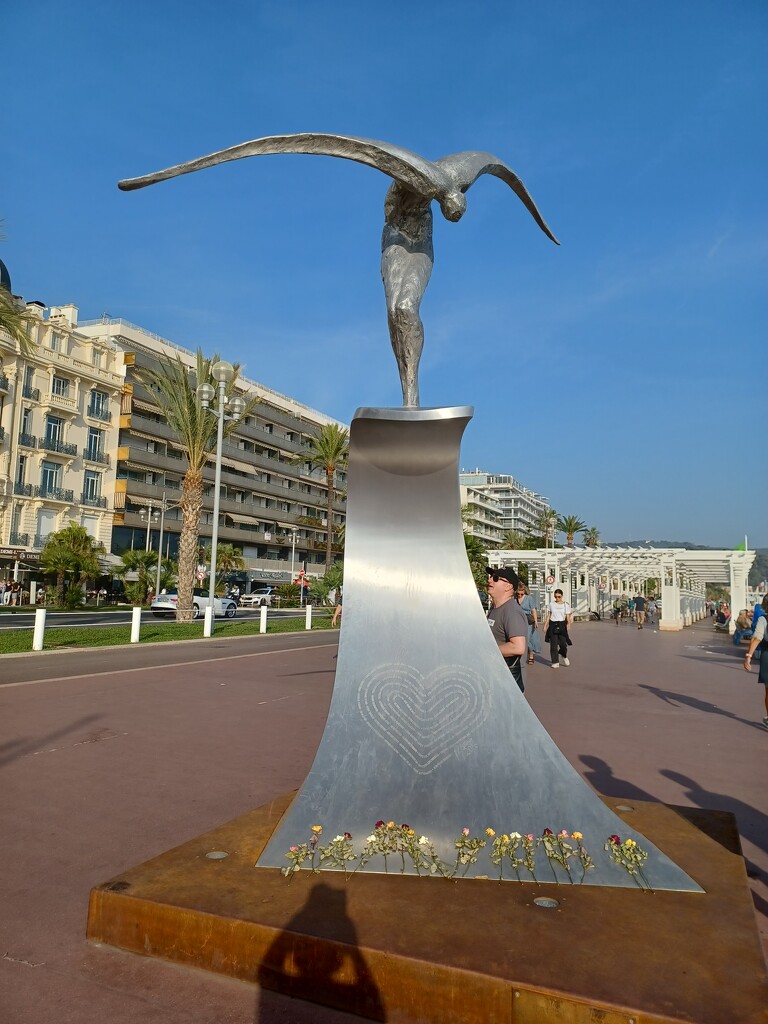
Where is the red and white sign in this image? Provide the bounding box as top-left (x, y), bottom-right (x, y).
top-left (546, 575), bottom-right (555, 585)
top-left (298, 570), bottom-right (305, 578)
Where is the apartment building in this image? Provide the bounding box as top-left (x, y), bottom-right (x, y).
top-left (459, 469), bottom-right (550, 540)
top-left (1, 262), bottom-right (347, 587)
top-left (459, 483), bottom-right (504, 548)
top-left (0, 285), bottom-right (121, 580)
top-left (77, 317), bottom-right (347, 584)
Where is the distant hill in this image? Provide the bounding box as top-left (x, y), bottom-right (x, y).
top-left (605, 540), bottom-right (712, 550)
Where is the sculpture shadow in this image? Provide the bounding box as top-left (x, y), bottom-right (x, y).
top-left (255, 882), bottom-right (386, 1022)
top-left (638, 684), bottom-right (765, 732)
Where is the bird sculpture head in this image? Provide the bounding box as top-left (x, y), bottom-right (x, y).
top-left (439, 190), bottom-right (467, 222)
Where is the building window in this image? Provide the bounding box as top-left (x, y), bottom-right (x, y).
top-left (91, 348), bottom-right (103, 368)
top-left (52, 375), bottom-right (70, 397)
top-left (40, 461), bottom-right (61, 493)
top-left (87, 427), bottom-right (104, 459)
top-left (21, 408), bottom-right (32, 434)
top-left (88, 389), bottom-right (109, 419)
top-left (83, 470), bottom-right (101, 501)
top-left (24, 365), bottom-right (34, 389)
top-left (16, 455), bottom-right (26, 486)
top-left (45, 415), bottom-right (63, 444)
top-left (50, 331), bottom-right (62, 353)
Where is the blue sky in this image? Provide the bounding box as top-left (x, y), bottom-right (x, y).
top-left (3, 1), bottom-right (766, 547)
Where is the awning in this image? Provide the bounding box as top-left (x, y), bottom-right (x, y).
top-left (224, 511), bottom-right (261, 525)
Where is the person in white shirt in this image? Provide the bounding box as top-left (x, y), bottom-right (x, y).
top-left (542, 589), bottom-right (573, 669)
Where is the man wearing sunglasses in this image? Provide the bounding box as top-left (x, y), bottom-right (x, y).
top-left (485, 566), bottom-right (528, 693)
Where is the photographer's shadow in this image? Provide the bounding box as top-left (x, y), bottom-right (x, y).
top-left (256, 882), bottom-right (386, 1022)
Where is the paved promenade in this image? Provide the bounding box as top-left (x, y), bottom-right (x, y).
top-left (1, 619), bottom-right (765, 1022)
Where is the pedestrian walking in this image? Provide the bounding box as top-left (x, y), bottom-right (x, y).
top-left (634, 594), bottom-right (647, 629)
top-left (515, 580), bottom-right (539, 665)
top-left (543, 589), bottom-right (573, 669)
top-left (743, 596), bottom-right (768, 728)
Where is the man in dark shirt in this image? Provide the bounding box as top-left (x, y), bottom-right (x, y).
top-left (486, 566), bottom-right (528, 693)
top-left (634, 594), bottom-right (647, 629)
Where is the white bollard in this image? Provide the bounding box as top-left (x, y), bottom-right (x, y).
top-left (130, 606), bottom-right (142, 644)
top-left (203, 605), bottom-right (214, 638)
top-left (32, 608), bottom-right (46, 651)
top-left (305, 603), bottom-right (312, 630)
top-left (260, 604), bottom-right (268, 634)
top-left (30, 581), bottom-right (37, 605)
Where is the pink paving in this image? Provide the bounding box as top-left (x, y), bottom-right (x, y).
top-left (0, 619), bottom-right (765, 1022)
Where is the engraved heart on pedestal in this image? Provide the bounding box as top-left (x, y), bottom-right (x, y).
top-left (357, 664), bottom-right (492, 774)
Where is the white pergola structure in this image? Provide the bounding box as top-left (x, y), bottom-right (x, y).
top-left (487, 547), bottom-right (756, 631)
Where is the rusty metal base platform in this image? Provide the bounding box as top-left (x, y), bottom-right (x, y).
top-left (87, 795), bottom-right (768, 1024)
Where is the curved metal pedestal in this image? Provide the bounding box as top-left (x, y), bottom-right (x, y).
top-left (258, 407), bottom-right (701, 891)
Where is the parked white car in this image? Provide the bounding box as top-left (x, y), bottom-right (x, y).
top-left (151, 588), bottom-right (237, 619)
top-left (239, 586), bottom-right (275, 608)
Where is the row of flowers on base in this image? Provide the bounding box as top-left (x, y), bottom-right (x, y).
top-left (278, 821), bottom-right (651, 889)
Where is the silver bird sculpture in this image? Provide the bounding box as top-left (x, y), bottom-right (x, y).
top-left (119, 133), bottom-right (559, 406)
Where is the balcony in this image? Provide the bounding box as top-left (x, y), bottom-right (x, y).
top-left (86, 404), bottom-right (112, 422)
top-left (80, 493), bottom-right (108, 508)
top-left (45, 391), bottom-right (79, 415)
top-left (9, 532), bottom-right (29, 546)
top-left (33, 534), bottom-right (50, 549)
top-left (39, 437), bottom-right (78, 457)
top-left (34, 485), bottom-right (74, 502)
top-left (84, 448), bottom-right (110, 466)
top-left (0, 374), bottom-right (9, 391)
top-left (22, 385), bottom-right (40, 401)
top-left (18, 432), bottom-right (37, 448)
top-left (14, 482), bottom-right (32, 497)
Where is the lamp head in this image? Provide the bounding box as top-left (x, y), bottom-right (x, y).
top-left (228, 395), bottom-right (246, 419)
top-left (196, 382), bottom-right (215, 407)
top-left (211, 360), bottom-right (235, 384)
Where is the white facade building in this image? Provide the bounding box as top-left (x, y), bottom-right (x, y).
top-left (459, 484), bottom-right (504, 547)
top-left (459, 469), bottom-right (550, 539)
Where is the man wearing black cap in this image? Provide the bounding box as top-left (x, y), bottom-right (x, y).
top-left (486, 566), bottom-right (528, 693)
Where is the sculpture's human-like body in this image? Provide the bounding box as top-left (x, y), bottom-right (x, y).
top-left (120, 134), bottom-right (558, 406)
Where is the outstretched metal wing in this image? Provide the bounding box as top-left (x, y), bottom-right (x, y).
top-left (118, 132), bottom-right (455, 198)
top-left (436, 151), bottom-right (559, 244)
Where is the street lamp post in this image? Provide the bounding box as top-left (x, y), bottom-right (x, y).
top-left (139, 500), bottom-right (160, 552)
top-left (196, 362), bottom-right (246, 637)
top-left (290, 528), bottom-right (298, 587)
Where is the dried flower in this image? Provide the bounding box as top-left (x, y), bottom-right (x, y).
top-left (485, 827), bottom-right (496, 837)
top-left (311, 825), bottom-right (323, 834)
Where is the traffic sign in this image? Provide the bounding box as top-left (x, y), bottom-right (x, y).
top-left (546, 575), bottom-right (555, 585)
top-left (598, 583), bottom-right (607, 591)
top-left (298, 569), bottom-right (306, 578)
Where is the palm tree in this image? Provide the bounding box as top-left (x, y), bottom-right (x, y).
top-left (293, 423), bottom-right (349, 572)
top-left (113, 548), bottom-right (159, 602)
top-left (136, 350), bottom-right (259, 621)
top-left (41, 522), bottom-right (105, 605)
top-left (533, 508), bottom-right (558, 548)
top-left (500, 529), bottom-right (535, 550)
top-left (0, 287), bottom-right (35, 356)
top-left (557, 514), bottom-right (587, 548)
top-left (0, 224), bottom-right (35, 356)
top-left (203, 542), bottom-right (245, 592)
top-left (583, 527), bottom-right (601, 548)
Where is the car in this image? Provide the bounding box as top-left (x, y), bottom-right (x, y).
top-left (240, 586), bottom-right (275, 608)
top-left (150, 588), bottom-right (238, 619)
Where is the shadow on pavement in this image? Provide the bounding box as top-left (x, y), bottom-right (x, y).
top-left (579, 754), bottom-right (660, 803)
top-left (0, 713), bottom-right (102, 768)
top-left (639, 684), bottom-right (765, 732)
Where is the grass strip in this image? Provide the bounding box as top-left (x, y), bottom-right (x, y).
top-left (0, 613), bottom-right (334, 654)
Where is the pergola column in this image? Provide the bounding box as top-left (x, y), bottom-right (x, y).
top-left (728, 555), bottom-right (750, 634)
top-left (659, 557), bottom-right (682, 631)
